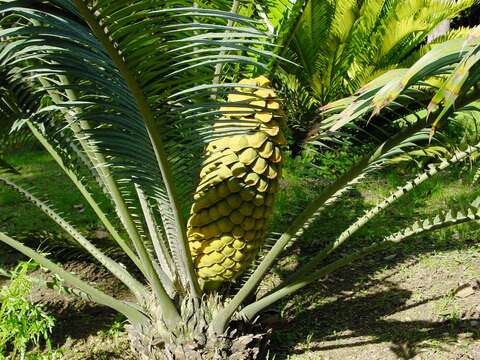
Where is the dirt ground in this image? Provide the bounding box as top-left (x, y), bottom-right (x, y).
top-left (1, 238), bottom-right (478, 360)
top-left (269, 246), bottom-right (480, 360)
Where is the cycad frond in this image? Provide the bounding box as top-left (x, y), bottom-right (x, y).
top-left (2, 1), bottom-right (480, 354)
top-left (402, 25), bottom-right (480, 67)
top-left (239, 142), bottom-right (480, 321)
top-left (0, 0), bottom-right (279, 295)
top-left (0, 175), bottom-right (147, 300)
top-left (274, 0), bottom-right (478, 140)
top-left (0, 232), bottom-right (149, 325)
top-left (241, 196), bottom-right (480, 322)
top-left (0, 0), bottom-right (280, 329)
top-left (310, 30), bottom-right (480, 139)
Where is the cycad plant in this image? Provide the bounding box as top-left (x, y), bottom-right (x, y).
top-left (269, 0), bottom-right (478, 147)
top-left (1, 2), bottom-right (480, 359)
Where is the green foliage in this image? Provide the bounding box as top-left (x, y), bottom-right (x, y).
top-left (273, 0), bottom-right (478, 142)
top-left (0, 151), bottom-right (113, 234)
top-left (315, 30), bottom-right (480, 141)
top-left (298, 144), bottom-right (372, 181)
top-left (96, 314), bottom-right (127, 340)
top-left (0, 85), bottom-right (35, 169)
top-left (0, 262), bottom-right (55, 360)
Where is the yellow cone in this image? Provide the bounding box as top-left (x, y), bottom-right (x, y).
top-left (187, 76), bottom-right (284, 288)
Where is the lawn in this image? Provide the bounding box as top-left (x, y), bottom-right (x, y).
top-left (1, 148), bottom-right (480, 359)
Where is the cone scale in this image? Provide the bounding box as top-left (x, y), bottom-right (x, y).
top-left (187, 76), bottom-right (285, 288)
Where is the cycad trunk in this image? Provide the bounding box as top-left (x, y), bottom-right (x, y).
top-left (126, 297), bottom-right (267, 360)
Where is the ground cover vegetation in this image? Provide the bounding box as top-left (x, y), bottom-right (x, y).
top-left (0, 261), bottom-right (56, 360)
top-left (0, 1), bottom-right (479, 359)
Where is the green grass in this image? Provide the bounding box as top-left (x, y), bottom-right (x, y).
top-left (5, 148), bottom-right (478, 247)
top-left (0, 150), bottom-right (115, 236)
top-left (279, 155), bottom-right (480, 246)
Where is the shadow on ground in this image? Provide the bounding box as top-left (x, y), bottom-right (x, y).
top-left (263, 170), bottom-right (480, 359)
top-left (269, 284), bottom-right (479, 359)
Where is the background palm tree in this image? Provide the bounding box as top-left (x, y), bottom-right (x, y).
top-left (267, 0), bottom-right (478, 151)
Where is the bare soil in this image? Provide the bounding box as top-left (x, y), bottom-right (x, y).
top-left (1, 238), bottom-right (477, 360)
top-left (269, 247), bottom-right (480, 360)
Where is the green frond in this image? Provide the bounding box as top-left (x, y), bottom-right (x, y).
top-left (281, 141), bottom-right (480, 287)
top-left (0, 157), bottom-right (17, 174)
top-left (403, 25), bottom-right (480, 67)
top-left (274, 0), bottom-right (479, 129)
top-left (0, 75), bottom-right (33, 171)
top-left (386, 197), bottom-right (480, 242)
top-left (211, 123), bottom-right (434, 334)
top-left (241, 190), bottom-right (480, 321)
top-left (376, 0), bottom-right (476, 65)
top-left (311, 30), bottom-right (480, 140)
top-left (0, 232), bottom-right (149, 325)
top-left (0, 175), bottom-right (147, 300)
top-left (0, 0), bottom-right (279, 284)
top-left (232, 32), bottom-right (480, 324)
top-left (1, 0), bottom-right (479, 345)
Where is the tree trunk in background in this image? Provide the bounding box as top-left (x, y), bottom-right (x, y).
top-left (451, 5), bottom-right (480, 28)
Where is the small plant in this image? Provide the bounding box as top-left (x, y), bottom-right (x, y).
top-left (0, 261), bottom-right (55, 360)
top-left (97, 314), bottom-right (127, 340)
